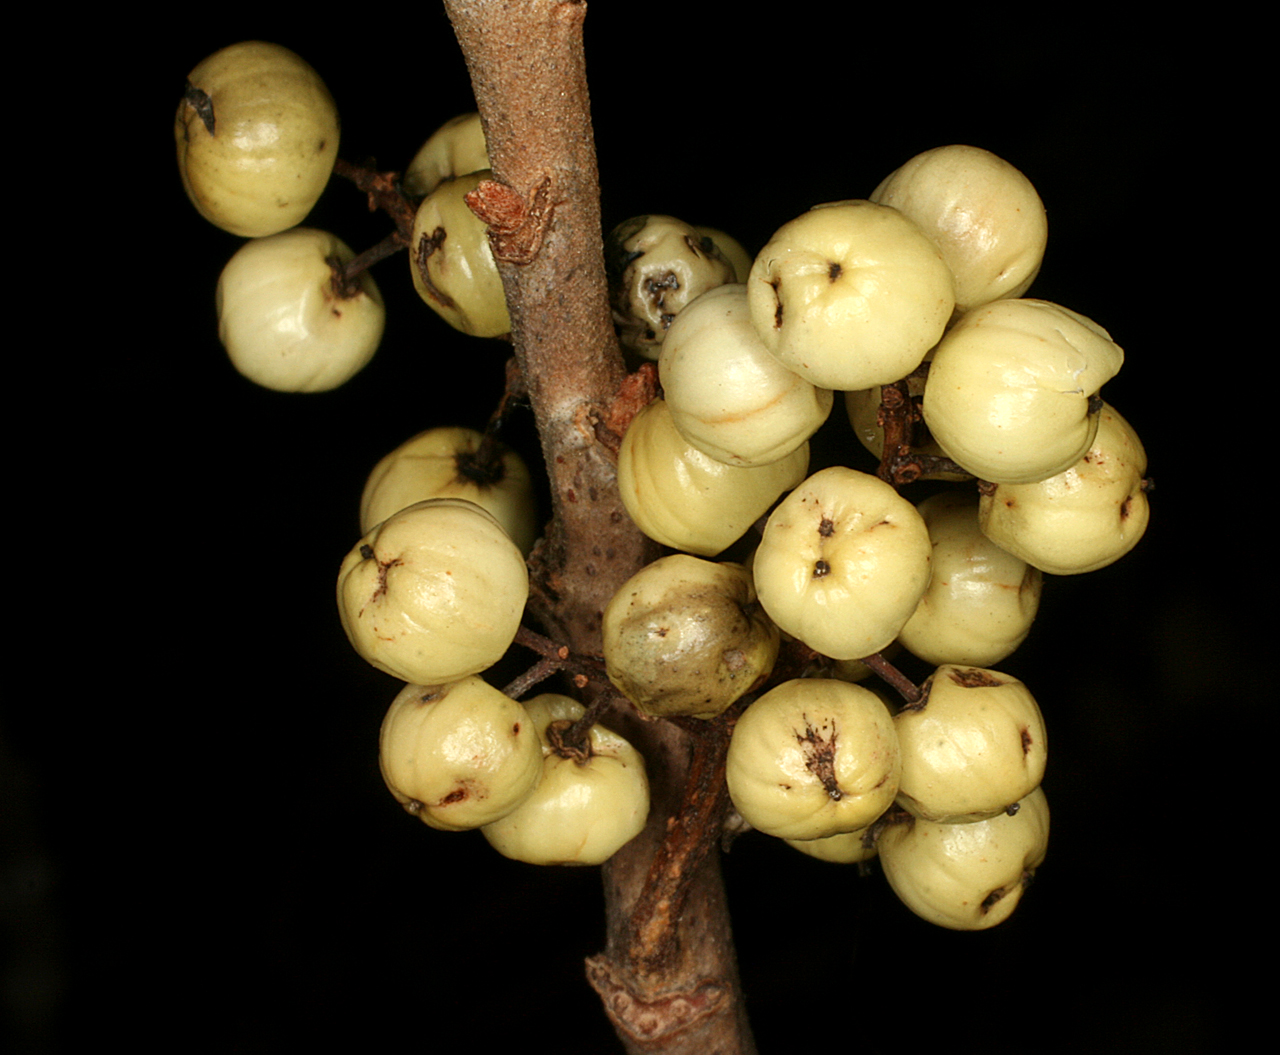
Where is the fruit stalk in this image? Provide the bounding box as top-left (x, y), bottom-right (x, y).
top-left (443, 1), bottom-right (756, 1051)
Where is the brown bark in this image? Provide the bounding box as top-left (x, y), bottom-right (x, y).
top-left (442, 2), bottom-right (757, 1052)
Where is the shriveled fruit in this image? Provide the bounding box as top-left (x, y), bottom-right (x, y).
top-left (603, 555), bottom-right (778, 719)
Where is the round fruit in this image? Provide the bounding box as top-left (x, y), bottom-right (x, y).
top-left (403, 112), bottom-right (489, 198)
top-left (877, 787), bottom-right (1050, 930)
top-left (337, 498), bottom-right (528, 685)
top-left (659, 284), bottom-right (833, 467)
top-left (870, 145), bottom-right (1047, 313)
top-left (359, 426), bottom-right (537, 554)
top-left (921, 298), bottom-right (1124, 484)
top-left (409, 169), bottom-right (511, 337)
top-left (726, 678), bottom-right (900, 840)
top-left (602, 555), bottom-right (779, 719)
top-left (896, 490), bottom-right (1042, 667)
top-left (379, 677), bottom-right (542, 831)
top-left (216, 227), bottom-right (383, 393)
top-left (480, 694), bottom-right (649, 865)
top-left (176, 41), bottom-right (339, 237)
top-left (978, 403), bottom-right (1150, 575)
top-left (617, 399), bottom-right (808, 557)
top-left (752, 467), bottom-right (932, 660)
top-left (746, 200), bottom-right (955, 391)
top-left (893, 665), bottom-right (1047, 823)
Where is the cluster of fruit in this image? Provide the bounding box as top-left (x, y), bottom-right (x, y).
top-left (176, 40), bottom-right (1151, 927)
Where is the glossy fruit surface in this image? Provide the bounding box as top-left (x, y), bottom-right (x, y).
top-left (359, 426), bottom-right (537, 554)
top-left (752, 467), bottom-right (931, 660)
top-left (747, 200), bottom-right (954, 391)
top-left (726, 678), bottom-right (900, 840)
top-left (337, 498), bottom-right (528, 685)
top-left (176, 41), bottom-right (338, 237)
top-left (379, 677), bottom-right (541, 831)
top-left (217, 227), bottom-right (383, 392)
top-left (481, 694), bottom-right (649, 865)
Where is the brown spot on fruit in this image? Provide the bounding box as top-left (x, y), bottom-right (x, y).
top-left (818, 517), bottom-right (835, 537)
top-left (828, 261), bottom-right (842, 281)
top-left (1020, 727), bottom-right (1032, 754)
top-left (948, 668), bottom-right (1004, 688)
top-left (979, 886), bottom-right (1008, 913)
top-left (796, 717), bottom-right (841, 800)
top-left (813, 560), bottom-right (831, 578)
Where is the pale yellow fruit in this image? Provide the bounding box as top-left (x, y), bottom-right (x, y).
top-left (403, 112), bottom-right (489, 198)
top-left (922, 299), bottom-right (1124, 484)
top-left (379, 678), bottom-right (541, 832)
top-left (607, 215), bottom-right (738, 357)
top-left (660, 284), bottom-right (832, 467)
top-left (894, 665), bottom-right (1047, 823)
top-left (603, 555), bottom-right (779, 719)
top-left (878, 787), bottom-right (1049, 930)
top-left (359, 427), bottom-right (537, 555)
top-left (870, 145), bottom-right (1047, 313)
top-left (752, 467), bottom-right (932, 660)
top-left (618, 399), bottom-right (808, 556)
top-left (410, 170), bottom-right (510, 337)
top-left (897, 490), bottom-right (1041, 667)
top-left (481, 694), bottom-right (649, 865)
top-left (978, 403), bottom-right (1150, 575)
top-left (176, 41), bottom-right (339, 237)
top-left (695, 227), bottom-right (753, 283)
top-left (726, 679), bottom-right (900, 841)
top-left (216, 228), bottom-right (383, 393)
top-left (747, 200), bottom-right (955, 391)
top-left (784, 830), bottom-right (878, 864)
top-left (337, 498), bottom-right (528, 685)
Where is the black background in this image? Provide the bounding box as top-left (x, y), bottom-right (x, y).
top-left (8, 9), bottom-right (1246, 1053)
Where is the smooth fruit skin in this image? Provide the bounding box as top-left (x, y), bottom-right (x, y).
top-left (752, 467), bottom-right (932, 661)
top-left (409, 170), bottom-right (510, 337)
top-left (216, 227), bottom-right (383, 393)
top-left (893, 665), bottom-right (1047, 823)
top-left (877, 787), bottom-right (1050, 930)
top-left (978, 403), bottom-right (1150, 575)
top-left (480, 694), bottom-right (649, 865)
top-left (379, 678), bottom-right (542, 832)
top-left (897, 490), bottom-right (1042, 668)
top-left (921, 298), bottom-right (1124, 484)
top-left (659, 284), bottom-right (833, 468)
top-left (870, 145), bottom-right (1047, 314)
top-left (402, 112), bottom-right (489, 198)
top-left (617, 399), bottom-right (808, 557)
top-left (176, 41), bottom-right (339, 237)
top-left (337, 498), bottom-right (528, 685)
top-left (726, 678), bottom-right (901, 841)
top-left (746, 200), bottom-right (955, 391)
top-left (359, 426), bottom-right (537, 554)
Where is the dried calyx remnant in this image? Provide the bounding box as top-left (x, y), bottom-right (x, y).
top-left (797, 718), bottom-right (842, 800)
